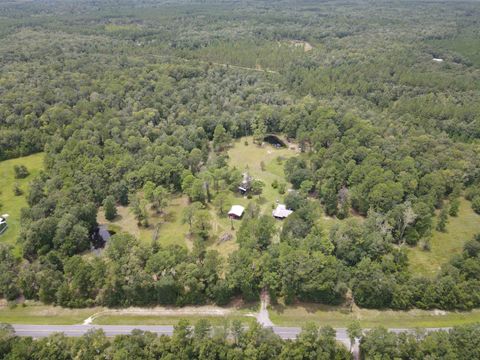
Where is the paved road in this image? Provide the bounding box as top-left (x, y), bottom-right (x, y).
top-left (11, 324), bottom-right (449, 339)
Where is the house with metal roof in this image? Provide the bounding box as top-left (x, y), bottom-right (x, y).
top-left (228, 205), bottom-right (245, 220)
top-left (272, 204), bottom-right (293, 219)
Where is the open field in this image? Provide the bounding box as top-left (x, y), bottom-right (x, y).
top-left (407, 198), bottom-right (480, 277)
top-left (0, 153), bottom-right (44, 252)
top-left (270, 302), bottom-right (480, 328)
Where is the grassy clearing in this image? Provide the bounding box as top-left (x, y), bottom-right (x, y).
top-left (427, 37), bottom-right (480, 67)
top-left (140, 196), bottom-right (191, 248)
top-left (97, 136), bottom-right (299, 259)
top-left (0, 302), bottom-right (100, 325)
top-left (407, 198), bottom-right (480, 277)
top-left (98, 197), bottom-right (191, 248)
top-left (0, 153), bottom-right (44, 253)
top-left (270, 303), bottom-right (480, 328)
top-left (227, 136), bottom-right (297, 213)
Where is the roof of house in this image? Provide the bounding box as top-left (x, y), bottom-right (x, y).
top-left (0, 217), bottom-right (6, 224)
top-left (272, 204), bottom-right (293, 219)
top-left (228, 205), bottom-right (245, 217)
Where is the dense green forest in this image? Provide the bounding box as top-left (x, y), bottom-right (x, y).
top-left (0, 0), bottom-right (480, 312)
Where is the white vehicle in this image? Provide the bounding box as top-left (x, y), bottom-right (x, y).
top-left (0, 215), bottom-right (8, 235)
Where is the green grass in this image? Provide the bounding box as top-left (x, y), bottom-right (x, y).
top-left (270, 303), bottom-right (480, 328)
top-left (227, 136), bottom-right (297, 213)
top-left (0, 302), bottom-right (99, 325)
top-left (94, 314), bottom-right (255, 326)
top-left (141, 196), bottom-right (191, 248)
top-left (0, 153), bottom-right (44, 253)
top-left (408, 198), bottom-right (480, 277)
top-left (98, 197), bottom-right (191, 249)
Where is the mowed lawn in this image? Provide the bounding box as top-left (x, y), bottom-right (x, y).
top-left (270, 302), bottom-right (480, 328)
top-left (408, 198), bottom-right (480, 277)
top-left (0, 153), bottom-right (44, 252)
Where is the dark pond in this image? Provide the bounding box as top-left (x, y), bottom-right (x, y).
top-left (92, 225), bottom-right (115, 250)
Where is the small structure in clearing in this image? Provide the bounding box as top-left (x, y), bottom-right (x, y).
top-left (272, 204), bottom-right (293, 219)
top-left (289, 40), bottom-right (313, 52)
top-left (228, 205), bottom-right (245, 220)
top-left (264, 134), bottom-right (287, 148)
top-left (238, 172), bottom-right (253, 194)
top-left (432, 58), bottom-right (444, 63)
top-left (0, 215), bottom-right (8, 235)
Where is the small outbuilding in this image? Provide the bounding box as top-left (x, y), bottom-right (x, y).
top-left (238, 172), bottom-right (253, 194)
top-left (272, 204), bottom-right (293, 219)
top-left (0, 215), bottom-right (8, 235)
top-left (228, 205), bottom-right (245, 220)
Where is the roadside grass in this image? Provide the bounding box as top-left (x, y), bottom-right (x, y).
top-left (94, 301), bottom-right (258, 326)
top-left (407, 198), bottom-right (480, 277)
top-left (0, 302), bottom-right (100, 325)
top-left (0, 153), bottom-right (44, 254)
top-left (0, 301), bottom-right (260, 326)
top-left (269, 302), bottom-right (480, 328)
top-left (93, 314), bottom-right (255, 326)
